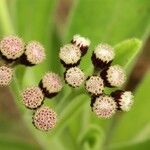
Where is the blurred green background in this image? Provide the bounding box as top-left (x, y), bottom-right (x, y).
top-left (0, 0), bottom-right (150, 150)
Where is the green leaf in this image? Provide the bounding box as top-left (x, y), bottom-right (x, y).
top-left (64, 0), bottom-right (150, 73)
top-left (65, 0), bottom-right (150, 44)
top-left (113, 38), bottom-right (142, 71)
top-left (109, 71), bottom-right (150, 146)
top-left (13, 0), bottom-right (58, 85)
top-left (77, 125), bottom-right (105, 150)
top-left (0, 0), bottom-right (14, 35)
top-left (111, 139), bottom-right (150, 150)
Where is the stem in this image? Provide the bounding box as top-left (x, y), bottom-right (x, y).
top-left (56, 87), bottom-right (72, 112)
top-left (0, 0), bottom-right (14, 34)
top-left (80, 67), bottom-right (100, 134)
top-left (83, 142), bottom-right (91, 150)
top-left (80, 101), bottom-right (91, 134)
top-left (102, 112), bottom-right (122, 150)
top-left (48, 94), bottom-right (88, 138)
top-left (56, 87), bottom-right (82, 112)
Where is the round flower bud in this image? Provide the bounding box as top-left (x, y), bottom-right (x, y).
top-left (92, 95), bottom-right (116, 119)
top-left (39, 72), bottom-right (63, 98)
top-left (0, 66), bottom-right (13, 86)
top-left (65, 67), bottom-right (85, 87)
top-left (59, 44), bottom-right (81, 68)
top-left (85, 76), bottom-right (104, 96)
top-left (20, 41), bottom-right (45, 66)
top-left (92, 43), bottom-right (115, 69)
top-left (111, 90), bottom-right (134, 111)
top-left (100, 65), bottom-right (126, 87)
top-left (21, 86), bottom-right (44, 109)
top-left (71, 34), bottom-right (91, 56)
top-left (33, 106), bottom-right (57, 131)
top-left (0, 35), bottom-right (25, 60)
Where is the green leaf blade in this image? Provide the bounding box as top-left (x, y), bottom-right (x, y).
top-left (113, 38), bottom-right (142, 73)
top-left (110, 71), bottom-right (150, 146)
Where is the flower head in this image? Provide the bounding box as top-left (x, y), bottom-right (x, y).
top-left (85, 76), bottom-right (104, 96)
top-left (92, 95), bottom-right (116, 119)
top-left (71, 34), bottom-right (90, 56)
top-left (0, 66), bottom-right (13, 86)
top-left (39, 72), bottom-right (63, 98)
top-left (111, 90), bottom-right (134, 111)
top-left (59, 44), bottom-right (81, 68)
top-left (21, 41), bottom-right (45, 65)
top-left (21, 86), bottom-right (44, 109)
top-left (65, 67), bottom-right (85, 87)
top-left (33, 106), bottom-right (57, 131)
top-left (101, 65), bottom-right (126, 87)
top-left (92, 43), bottom-right (115, 69)
top-left (0, 35), bottom-right (25, 60)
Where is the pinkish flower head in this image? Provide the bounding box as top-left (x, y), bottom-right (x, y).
top-left (59, 44), bottom-right (81, 68)
top-left (101, 65), bottom-right (126, 87)
top-left (111, 90), bottom-right (134, 111)
top-left (0, 35), bottom-right (25, 60)
top-left (85, 76), bottom-right (104, 96)
top-left (39, 72), bottom-right (63, 98)
top-left (0, 66), bottom-right (13, 86)
top-left (92, 43), bottom-right (115, 69)
top-left (21, 86), bottom-right (44, 109)
top-left (23, 41), bottom-right (45, 65)
top-left (33, 106), bottom-right (57, 131)
top-left (65, 67), bottom-right (85, 87)
top-left (92, 95), bottom-right (116, 119)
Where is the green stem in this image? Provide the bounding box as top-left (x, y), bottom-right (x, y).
top-left (83, 142), bottom-right (91, 150)
top-left (56, 87), bottom-right (82, 112)
top-left (48, 94), bottom-right (89, 138)
top-left (0, 0), bottom-right (14, 35)
top-left (80, 101), bottom-right (91, 133)
top-left (56, 87), bottom-right (72, 112)
top-left (80, 67), bottom-right (100, 135)
top-left (102, 112), bottom-right (122, 150)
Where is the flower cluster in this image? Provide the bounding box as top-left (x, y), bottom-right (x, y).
top-left (0, 35), bottom-right (45, 86)
top-left (0, 35), bottom-right (60, 131)
top-left (22, 35), bottom-right (90, 131)
top-left (59, 35), bottom-right (90, 87)
top-left (1, 34), bottom-right (134, 132)
top-left (90, 43), bottom-right (133, 118)
top-left (22, 72), bottom-right (63, 131)
top-left (59, 36), bottom-right (134, 119)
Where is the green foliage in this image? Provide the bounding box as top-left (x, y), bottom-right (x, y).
top-left (65, 0), bottom-right (150, 44)
top-left (109, 71), bottom-right (150, 147)
top-left (112, 139), bottom-right (150, 150)
top-left (0, 0), bottom-right (150, 150)
top-left (64, 0), bottom-right (150, 74)
top-left (0, 136), bottom-right (39, 150)
top-left (113, 39), bottom-right (142, 69)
